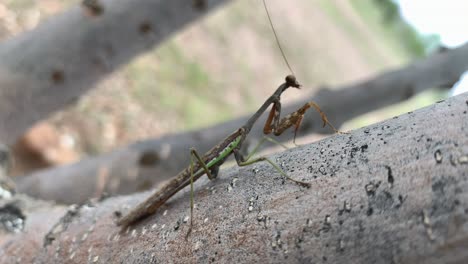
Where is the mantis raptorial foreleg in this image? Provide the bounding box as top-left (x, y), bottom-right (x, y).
top-left (264, 100), bottom-right (345, 144)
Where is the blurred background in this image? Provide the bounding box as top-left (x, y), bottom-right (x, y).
top-left (0, 0), bottom-right (466, 176)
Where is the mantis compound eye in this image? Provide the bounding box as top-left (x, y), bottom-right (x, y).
top-left (285, 75), bottom-right (301, 89)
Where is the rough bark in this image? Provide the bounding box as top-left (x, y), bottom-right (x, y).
top-left (16, 43), bottom-right (468, 204)
top-left (0, 0), bottom-right (230, 145)
top-left (2, 92), bottom-right (467, 263)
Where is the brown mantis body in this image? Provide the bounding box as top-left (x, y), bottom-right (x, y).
top-left (117, 1), bottom-right (344, 236)
top-left (117, 76), bottom-right (340, 231)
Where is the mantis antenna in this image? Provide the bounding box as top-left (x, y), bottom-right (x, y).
top-left (262, 0), bottom-right (295, 76)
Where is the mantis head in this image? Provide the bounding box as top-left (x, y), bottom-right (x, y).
top-left (285, 75), bottom-right (301, 89)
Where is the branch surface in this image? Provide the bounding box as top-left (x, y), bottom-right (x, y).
top-left (2, 92), bottom-right (468, 263)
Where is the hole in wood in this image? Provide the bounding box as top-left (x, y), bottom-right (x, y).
top-left (139, 22), bottom-right (152, 35)
top-left (51, 70), bottom-right (65, 84)
top-left (138, 150), bottom-right (160, 167)
top-left (82, 0), bottom-right (104, 17)
top-left (193, 0), bottom-right (207, 11)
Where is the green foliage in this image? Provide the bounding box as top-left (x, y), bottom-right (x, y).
top-left (352, 0), bottom-right (435, 58)
top-left (127, 41), bottom-right (231, 129)
top-left (318, 0), bottom-right (387, 68)
top-left (420, 34), bottom-right (442, 54)
top-left (372, 0), bottom-right (400, 24)
top-left (5, 0), bottom-right (35, 11)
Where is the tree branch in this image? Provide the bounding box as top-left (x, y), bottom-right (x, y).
top-left (0, 0), bottom-right (230, 144)
top-left (2, 91), bottom-right (468, 263)
top-left (16, 43), bottom-right (468, 204)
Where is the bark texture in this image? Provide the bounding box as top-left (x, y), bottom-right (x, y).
top-left (0, 0), bottom-right (229, 145)
top-left (2, 92), bottom-right (467, 263)
top-left (16, 43), bottom-right (468, 204)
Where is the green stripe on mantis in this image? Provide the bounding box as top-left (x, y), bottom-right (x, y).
top-left (195, 135), bottom-right (242, 175)
top-left (207, 135), bottom-right (242, 167)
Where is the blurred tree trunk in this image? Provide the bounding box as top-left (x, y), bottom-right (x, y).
top-left (0, 0), bottom-right (230, 145)
top-left (1, 92), bottom-right (467, 263)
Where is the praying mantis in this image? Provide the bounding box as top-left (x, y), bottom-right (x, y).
top-left (116, 0), bottom-right (343, 233)
top-left (116, 75), bottom-right (341, 229)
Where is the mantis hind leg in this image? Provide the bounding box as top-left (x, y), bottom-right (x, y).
top-left (244, 136), bottom-right (289, 162)
top-left (234, 144), bottom-right (310, 188)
